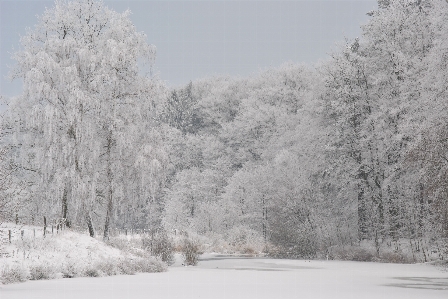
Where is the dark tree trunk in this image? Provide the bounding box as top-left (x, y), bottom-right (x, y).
top-left (62, 186), bottom-right (71, 228)
top-left (357, 186), bottom-right (368, 240)
top-left (86, 213), bottom-right (95, 237)
top-left (103, 188), bottom-right (113, 240)
top-left (262, 195), bottom-right (268, 242)
top-left (43, 216), bottom-right (47, 237)
top-left (103, 132), bottom-right (113, 240)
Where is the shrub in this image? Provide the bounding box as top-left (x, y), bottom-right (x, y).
top-left (96, 259), bottom-right (119, 276)
top-left (328, 245), bottom-right (375, 262)
top-left (142, 231), bottom-right (174, 265)
top-left (1, 264), bottom-right (29, 284)
top-left (380, 251), bottom-right (411, 264)
top-left (113, 256), bottom-right (166, 274)
top-left (241, 247), bottom-right (256, 255)
top-left (117, 259), bottom-right (136, 275)
top-left (351, 247), bottom-right (375, 262)
top-left (61, 260), bottom-right (83, 278)
top-left (133, 257), bottom-right (166, 273)
top-left (263, 213), bottom-right (319, 259)
top-left (29, 264), bottom-right (53, 280)
top-left (433, 260), bottom-right (448, 271)
top-left (84, 266), bottom-right (101, 277)
top-left (181, 238), bottom-right (201, 266)
top-left (267, 229), bottom-right (318, 259)
top-left (225, 227), bottom-right (264, 254)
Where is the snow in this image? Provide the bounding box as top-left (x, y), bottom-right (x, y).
top-left (1, 253), bottom-right (447, 299)
top-left (1, 222), bottom-right (122, 264)
top-left (0, 222), bottom-right (164, 282)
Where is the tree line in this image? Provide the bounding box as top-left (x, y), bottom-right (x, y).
top-left (1, 0), bottom-right (447, 259)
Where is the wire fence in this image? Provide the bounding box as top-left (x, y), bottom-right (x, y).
top-left (1, 222), bottom-right (168, 244)
top-left (1, 223), bottom-right (68, 244)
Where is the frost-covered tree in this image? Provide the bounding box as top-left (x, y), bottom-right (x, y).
top-left (161, 63), bottom-right (327, 257)
top-left (321, 0), bottom-right (448, 256)
top-left (0, 100), bottom-right (27, 223)
top-left (400, 1), bottom-right (448, 245)
top-left (7, 0), bottom-right (162, 237)
top-left (0, 146), bottom-right (26, 222)
top-left (163, 82), bottom-right (203, 135)
top-left (164, 167), bottom-right (226, 233)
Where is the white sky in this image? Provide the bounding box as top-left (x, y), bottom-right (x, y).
top-left (0, 0), bottom-right (377, 97)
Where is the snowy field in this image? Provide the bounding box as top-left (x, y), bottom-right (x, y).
top-left (1, 254), bottom-right (447, 299)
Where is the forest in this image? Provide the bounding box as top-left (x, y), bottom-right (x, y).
top-left (1, 0), bottom-right (448, 263)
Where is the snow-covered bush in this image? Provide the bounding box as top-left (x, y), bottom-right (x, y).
top-left (117, 259), bottom-right (137, 275)
top-left (433, 260), bottom-right (448, 271)
top-left (84, 257), bottom-right (165, 277)
top-left (380, 251), bottom-right (411, 264)
top-left (29, 264), bottom-right (54, 280)
top-left (1, 263), bottom-right (29, 284)
top-left (61, 260), bottom-right (84, 278)
top-left (267, 224), bottom-right (318, 259)
top-left (225, 226), bottom-right (265, 255)
top-left (84, 266), bottom-right (102, 277)
top-left (132, 257), bottom-right (166, 273)
top-left (141, 231), bottom-right (174, 265)
top-left (327, 245), bottom-right (375, 262)
top-left (113, 257), bottom-right (166, 274)
top-left (181, 237), bottom-right (201, 266)
top-left (94, 259), bottom-right (120, 276)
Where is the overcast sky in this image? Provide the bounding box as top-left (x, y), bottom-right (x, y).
top-left (0, 0), bottom-right (377, 97)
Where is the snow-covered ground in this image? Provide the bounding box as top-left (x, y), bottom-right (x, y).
top-left (1, 253), bottom-right (447, 299)
top-left (0, 222), bottom-right (165, 283)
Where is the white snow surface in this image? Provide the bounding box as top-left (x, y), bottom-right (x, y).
top-left (1, 253), bottom-right (447, 299)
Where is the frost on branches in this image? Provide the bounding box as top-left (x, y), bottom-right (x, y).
top-left (5, 0), bottom-right (166, 238)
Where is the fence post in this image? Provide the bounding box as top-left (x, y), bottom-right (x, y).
top-left (33, 229), bottom-right (36, 238)
top-left (44, 216), bottom-right (47, 237)
top-left (8, 230), bottom-right (11, 243)
top-left (21, 230), bottom-right (24, 240)
top-left (52, 225), bottom-right (54, 235)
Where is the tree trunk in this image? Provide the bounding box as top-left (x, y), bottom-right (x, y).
top-left (357, 185), bottom-right (368, 240)
top-left (104, 187), bottom-right (113, 240)
top-left (62, 186), bottom-right (70, 228)
top-left (43, 216), bottom-right (47, 237)
top-left (103, 132), bottom-right (113, 240)
top-left (262, 195), bottom-right (267, 242)
top-left (86, 213), bottom-right (95, 237)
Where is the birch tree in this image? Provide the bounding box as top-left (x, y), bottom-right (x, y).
top-left (7, 0), bottom-right (160, 237)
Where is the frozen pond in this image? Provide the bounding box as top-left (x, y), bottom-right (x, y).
top-left (1, 254), bottom-right (447, 299)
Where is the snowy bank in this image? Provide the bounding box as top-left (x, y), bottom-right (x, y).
top-left (0, 223), bottom-right (166, 284)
